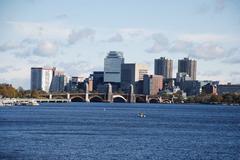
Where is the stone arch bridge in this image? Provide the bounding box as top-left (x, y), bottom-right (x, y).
top-left (40, 93), bottom-right (172, 104)
top-left (40, 83), bottom-right (172, 103)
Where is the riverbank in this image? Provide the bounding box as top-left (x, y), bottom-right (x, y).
top-left (1, 98), bottom-right (239, 107)
top-left (0, 98), bottom-right (39, 106)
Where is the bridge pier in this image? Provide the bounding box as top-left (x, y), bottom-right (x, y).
top-left (128, 84), bottom-right (135, 103)
top-left (85, 83), bottom-right (90, 102)
top-left (66, 93), bottom-right (70, 100)
top-left (49, 94), bottom-right (52, 99)
top-left (145, 95), bottom-right (149, 103)
top-left (159, 97), bottom-right (163, 103)
top-left (106, 83), bottom-right (113, 103)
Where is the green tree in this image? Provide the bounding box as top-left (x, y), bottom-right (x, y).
top-left (17, 86), bottom-right (25, 98)
top-left (232, 94), bottom-right (240, 104)
top-left (173, 90), bottom-right (184, 103)
top-left (222, 94), bottom-right (233, 104)
top-left (31, 90), bottom-right (40, 98)
top-left (0, 84), bottom-right (18, 98)
top-left (185, 96), bottom-right (195, 103)
top-left (209, 94), bottom-right (222, 103)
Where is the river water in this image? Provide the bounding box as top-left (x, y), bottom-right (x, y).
top-left (0, 103), bottom-right (240, 160)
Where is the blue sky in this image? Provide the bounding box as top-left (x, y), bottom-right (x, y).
top-left (0, 0), bottom-right (240, 89)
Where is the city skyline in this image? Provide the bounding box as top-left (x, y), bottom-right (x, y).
top-left (0, 0), bottom-right (240, 89)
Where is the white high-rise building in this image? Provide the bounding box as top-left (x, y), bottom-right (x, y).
top-left (31, 67), bottom-right (54, 92)
top-left (104, 51), bottom-right (124, 83)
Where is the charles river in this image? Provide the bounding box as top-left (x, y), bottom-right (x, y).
top-left (0, 103), bottom-right (239, 160)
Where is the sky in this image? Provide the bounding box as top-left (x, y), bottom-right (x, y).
top-left (0, 0), bottom-right (240, 89)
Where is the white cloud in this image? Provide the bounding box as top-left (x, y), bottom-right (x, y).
top-left (33, 41), bottom-right (59, 57)
top-left (189, 43), bottom-right (226, 60)
top-left (57, 61), bottom-right (102, 77)
top-left (5, 21), bottom-right (70, 39)
top-left (0, 66), bottom-right (30, 89)
top-left (179, 33), bottom-right (227, 43)
top-left (169, 40), bottom-right (193, 53)
top-left (0, 42), bottom-right (22, 52)
top-left (227, 71), bottom-right (240, 84)
top-left (199, 70), bottom-right (222, 77)
top-left (104, 33), bottom-right (123, 43)
top-left (0, 66), bottom-right (19, 73)
top-left (0, 39), bottom-right (61, 58)
top-left (223, 48), bottom-right (240, 64)
top-left (68, 28), bottom-right (95, 45)
top-left (145, 33), bottom-right (169, 53)
top-left (119, 28), bottom-right (149, 38)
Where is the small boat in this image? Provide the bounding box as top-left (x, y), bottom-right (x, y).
top-left (138, 112), bottom-right (146, 118)
top-left (29, 100), bottom-right (39, 106)
top-left (17, 100), bottom-right (39, 106)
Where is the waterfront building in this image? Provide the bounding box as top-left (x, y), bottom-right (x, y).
top-left (176, 72), bottom-right (191, 83)
top-left (180, 80), bottom-right (217, 96)
top-left (154, 57), bottom-right (173, 78)
top-left (92, 71), bottom-right (104, 91)
top-left (50, 71), bottom-right (68, 93)
top-left (31, 67), bottom-right (54, 93)
top-left (178, 58), bottom-right (197, 80)
top-left (217, 84), bottom-right (240, 95)
top-left (143, 75), bottom-right (163, 95)
top-left (179, 80), bottom-right (219, 96)
top-left (135, 80), bottom-right (144, 94)
top-left (121, 63), bottom-right (148, 92)
top-left (163, 78), bottom-right (176, 91)
top-left (180, 80), bottom-right (201, 96)
top-left (202, 83), bottom-right (218, 95)
top-left (69, 76), bottom-right (85, 92)
top-left (104, 51), bottom-right (124, 83)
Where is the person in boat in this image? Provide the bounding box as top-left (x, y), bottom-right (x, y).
top-left (138, 112), bottom-right (146, 118)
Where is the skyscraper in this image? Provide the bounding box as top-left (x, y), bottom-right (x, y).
top-left (31, 67), bottom-right (54, 92)
top-left (104, 51), bottom-right (124, 83)
top-left (178, 58), bottom-right (197, 80)
top-left (121, 63), bottom-right (148, 92)
top-left (154, 57), bottom-right (173, 78)
top-left (50, 71), bottom-right (68, 92)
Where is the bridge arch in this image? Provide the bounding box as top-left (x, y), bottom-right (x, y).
top-left (161, 99), bottom-right (171, 104)
top-left (149, 98), bottom-right (160, 103)
top-left (136, 96), bottom-right (146, 103)
top-left (89, 96), bottom-right (104, 102)
top-left (71, 96), bottom-right (85, 102)
top-left (52, 95), bottom-right (66, 99)
top-left (113, 95), bottom-right (127, 103)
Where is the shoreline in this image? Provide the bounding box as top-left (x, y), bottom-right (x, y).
top-left (1, 98), bottom-right (239, 107)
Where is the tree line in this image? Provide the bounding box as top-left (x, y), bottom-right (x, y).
top-left (0, 84), bottom-right (45, 98)
top-left (161, 90), bottom-right (240, 104)
top-left (185, 93), bottom-right (240, 104)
